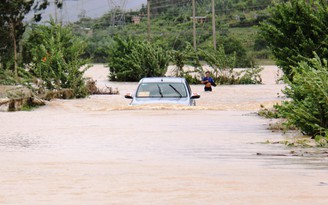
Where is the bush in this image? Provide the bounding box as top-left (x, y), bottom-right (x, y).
top-left (199, 45), bottom-right (263, 85)
top-left (258, 105), bottom-right (281, 119)
top-left (221, 37), bottom-right (251, 68)
top-left (22, 19), bottom-right (90, 98)
top-left (108, 37), bottom-right (170, 82)
top-left (200, 45), bottom-right (236, 84)
top-left (0, 69), bottom-right (16, 85)
top-left (253, 36), bottom-right (268, 51)
top-left (260, 0), bottom-right (328, 81)
top-left (184, 73), bottom-right (200, 85)
top-left (277, 56), bottom-right (328, 137)
top-left (169, 43), bottom-right (201, 77)
top-left (235, 66), bottom-right (263, 84)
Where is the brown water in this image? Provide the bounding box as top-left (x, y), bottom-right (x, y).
top-left (0, 65), bottom-right (327, 204)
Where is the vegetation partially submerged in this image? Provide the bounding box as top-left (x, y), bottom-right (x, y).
top-left (0, 0), bottom-right (326, 141)
top-left (107, 36), bottom-right (264, 84)
top-left (1, 1), bottom-right (268, 112)
top-left (258, 0), bottom-right (328, 146)
top-left (0, 19), bottom-right (118, 112)
top-left (258, 57), bottom-right (328, 147)
top-left (0, 18), bottom-right (91, 111)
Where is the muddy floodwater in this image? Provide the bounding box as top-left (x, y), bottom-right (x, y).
top-left (0, 65), bottom-right (327, 204)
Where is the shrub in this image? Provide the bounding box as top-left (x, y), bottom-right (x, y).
top-left (22, 19), bottom-right (90, 98)
top-left (277, 55), bottom-right (328, 137)
top-left (260, 0), bottom-right (328, 81)
top-left (108, 37), bottom-right (169, 82)
top-left (199, 45), bottom-right (263, 85)
top-left (200, 45), bottom-right (236, 84)
top-left (258, 105), bottom-right (281, 119)
top-left (235, 66), bottom-right (263, 84)
top-left (221, 37), bottom-right (251, 68)
top-left (169, 43), bottom-right (201, 77)
top-left (0, 69), bottom-right (16, 85)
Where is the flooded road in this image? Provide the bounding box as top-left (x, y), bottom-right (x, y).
top-left (0, 65), bottom-right (327, 204)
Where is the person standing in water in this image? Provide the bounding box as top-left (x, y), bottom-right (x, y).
top-left (201, 71), bottom-right (216, 92)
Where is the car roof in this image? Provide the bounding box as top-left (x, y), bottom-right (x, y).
top-left (139, 77), bottom-right (186, 83)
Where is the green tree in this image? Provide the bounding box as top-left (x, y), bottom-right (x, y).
top-left (221, 37), bottom-right (251, 68)
top-left (22, 19), bottom-right (90, 98)
top-left (108, 37), bottom-right (169, 81)
top-left (170, 43), bottom-right (201, 77)
top-left (200, 45), bottom-right (236, 84)
top-left (260, 0), bottom-right (328, 80)
top-left (0, 0), bottom-right (61, 80)
top-left (277, 55), bottom-right (328, 137)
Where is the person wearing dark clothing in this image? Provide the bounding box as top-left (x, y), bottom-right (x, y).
top-left (201, 71), bottom-right (216, 91)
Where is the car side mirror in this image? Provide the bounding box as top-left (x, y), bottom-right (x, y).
top-left (191, 93), bottom-right (200, 99)
top-left (124, 92), bottom-right (133, 99)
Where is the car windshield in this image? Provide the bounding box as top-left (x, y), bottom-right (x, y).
top-left (136, 83), bottom-right (187, 98)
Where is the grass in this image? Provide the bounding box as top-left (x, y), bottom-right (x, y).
top-left (228, 27), bottom-right (259, 52)
top-left (255, 58), bottom-right (275, 65)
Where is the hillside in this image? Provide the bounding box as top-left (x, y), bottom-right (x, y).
top-left (71, 0), bottom-right (276, 65)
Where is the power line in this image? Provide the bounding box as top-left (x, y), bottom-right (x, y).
top-left (69, 0), bottom-right (271, 26)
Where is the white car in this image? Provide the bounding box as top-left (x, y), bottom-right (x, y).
top-left (125, 77), bottom-right (200, 106)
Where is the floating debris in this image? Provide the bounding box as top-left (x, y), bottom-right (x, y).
top-left (86, 79), bottom-right (119, 95)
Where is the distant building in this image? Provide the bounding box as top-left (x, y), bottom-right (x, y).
top-left (82, 27), bottom-right (93, 37)
top-left (132, 16), bottom-right (141, 24)
top-left (190, 16), bottom-right (208, 24)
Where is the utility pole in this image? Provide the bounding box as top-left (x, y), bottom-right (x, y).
top-left (212, 0), bottom-right (216, 50)
top-left (55, 2), bottom-right (58, 23)
top-left (54, 0), bottom-right (63, 23)
top-left (147, 0), bottom-right (151, 41)
top-left (192, 0), bottom-right (196, 50)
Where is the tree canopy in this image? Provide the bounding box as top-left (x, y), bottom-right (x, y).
top-left (22, 19), bottom-right (90, 98)
top-left (260, 0), bottom-right (328, 80)
top-left (260, 0), bottom-right (328, 139)
top-left (0, 0), bottom-right (61, 79)
top-left (108, 37), bottom-right (170, 81)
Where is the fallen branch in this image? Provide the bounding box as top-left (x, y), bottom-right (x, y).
top-left (86, 79), bottom-right (119, 95)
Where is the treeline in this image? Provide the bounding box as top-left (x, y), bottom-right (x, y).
top-left (149, 0), bottom-right (273, 14)
top-left (71, 0), bottom-right (276, 66)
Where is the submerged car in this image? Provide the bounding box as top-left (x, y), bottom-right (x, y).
top-left (125, 77), bottom-right (200, 106)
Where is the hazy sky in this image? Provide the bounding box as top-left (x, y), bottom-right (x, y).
top-left (30, 0), bottom-right (147, 23)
